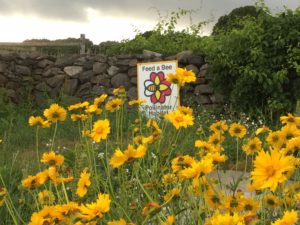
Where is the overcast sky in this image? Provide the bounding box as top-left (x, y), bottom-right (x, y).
top-left (0, 0), bottom-right (298, 44)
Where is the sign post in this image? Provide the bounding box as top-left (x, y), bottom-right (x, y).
top-left (137, 60), bottom-right (179, 118)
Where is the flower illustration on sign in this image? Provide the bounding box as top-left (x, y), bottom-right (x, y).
top-left (144, 72), bottom-right (172, 104)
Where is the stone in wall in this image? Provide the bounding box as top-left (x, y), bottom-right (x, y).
top-left (111, 73), bottom-right (131, 89)
top-left (64, 66), bottom-right (83, 77)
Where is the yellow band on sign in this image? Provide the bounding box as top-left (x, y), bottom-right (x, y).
top-left (137, 60), bottom-right (180, 118)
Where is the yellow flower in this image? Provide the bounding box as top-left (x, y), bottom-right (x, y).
top-left (205, 190), bottom-right (223, 209)
top-left (164, 110), bottom-right (194, 129)
top-left (43, 104), bottom-right (67, 123)
top-left (94, 94), bottom-right (108, 106)
top-left (223, 195), bottom-right (244, 213)
top-left (76, 168), bottom-right (91, 197)
top-left (22, 175), bottom-right (41, 189)
top-left (205, 211), bottom-right (245, 225)
top-left (171, 155), bottom-right (196, 173)
top-left (68, 101), bottom-right (89, 111)
top-left (163, 188), bottom-right (181, 202)
top-left (251, 149), bottom-right (295, 191)
top-left (107, 218), bottom-right (135, 225)
top-left (162, 173), bottom-right (178, 186)
top-left (105, 98), bottom-right (123, 112)
top-left (161, 215), bottom-right (175, 225)
top-left (109, 149), bottom-right (129, 168)
top-left (40, 151), bottom-right (64, 167)
top-left (176, 67), bottom-right (196, 84)
top-left (263, 194), bottom-right (279, 209)
top-left (241, 197), bottom-right (260, 214)
top-left (113, 87), bottom-right (126, 97)
top-left (179, 159), bottom-right (214, 180)
top-left (85, 104), bottom-right (103, 115)
top-left (80, 193), bottom-right (111, 221)
top-left (109, 144), bottom-right (147, 168)
top-left (281, 124), bottom-right (300, 140)
top-left (210, 120), bottom-right (228, 133)
top-left (280, 113), bottom-right (300, 126)
top-left (204, 152), bottom-right (227, 164)
top-left (91, 119), bottom-right (110, 142)
top-left (195, 140), bottom-right (216, 153)
top-left (242, 137), bottom-right (262, 155)
top-left (28, 116), bottom-right (50, 128)
top-left (128, 99), bottom-right (147, 105)
top-left (0, 187), bottom-right (7, 207)
top-left (266, 131), bottom-right (285, 149)
top-left (208, 133), bottom-right (225, 148)
top-left (82, 129), bottom-right (91, 137)
top-left (178, 106), bottom-right (193, 116)
top-left (284, 136), bottom-right (300, 155)
top-left (70, 113), bottom-right (88, 121)
top-left (229, 123), bottom-right (247, 139)
top-left (255, 125), bottom-right (270, 135)
top-left (271, 210), bottom-right (298, 225)
top-left (38, 190), bottom-right (55, 205)
top-left (166, 72), bottom-right (184, 86)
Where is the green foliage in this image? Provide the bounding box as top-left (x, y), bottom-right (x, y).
top-left (96, 9), bottom-right (207, 56)
top-left (201, 6), bottom-right (300, 117)
top-left (212, 5), bottom-right (260, 35)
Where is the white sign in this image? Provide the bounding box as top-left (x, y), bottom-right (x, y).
top-left (137, 60), bottom-right (179, 118)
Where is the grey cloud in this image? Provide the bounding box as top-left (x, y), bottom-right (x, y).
top-left (0, 0), bottom-right (298, 23)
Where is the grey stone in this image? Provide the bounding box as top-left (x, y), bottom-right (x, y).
top-left (0, 62), bottom-right (7, 73)
top-left (91, 75), bottom-right (110, 87)
top-left (107, 66), bottom-right (119, 76)
top-left (82, 60), bottom-right (94, 70)
top-left (115, 59), bottom-right (131, 66)
top-left (176, 51), bottom-right (193, 64)
top-left (195, 95), bottom-right (211, 105)
top-left (127, 87), bottom-right (137, 100)
top-left (130, 77), bottom-right (137, 84)
top-left (32, 68), bottom-right (44, 75)
top-left (91, 85), bottom-right (106, 96)
top-left (55, 55), bottom-right (78, 67)
top-left (94, 54), bottom-right (107, 63)
top-left (22, 76), bottom-right (34, 82)
top-left (35, 82), bottom-right (51, 92)
top-left (37, 59), bottom-right (54, 68)
top-left (93, 62), bottom-right (108, 74)
top-left (129, 59), bottom-right (138, 67)
top-left (210, 94), bottom-right (224, 104)
top-left (187, 55), bottom-right (205, 67)
top-left (6, 89), bottom-right (16, 99)
top-left (198, 69), bottom-right (207, 78)
top-left (164, 55), bottom-right (177, 60)
top-left (0, 75), bottom-right (8, 86)
top-left (185, 64), bottom-right (199, 75)
top-left (49, 85), bottom-right (62, 98)
top-left (46, 75), bottom-right (65, 87)
top-left (195, 77), bottom-right (206, 85)
top-left (128, 67), bottom-right (137, 77)
top-left (76, 82), bottom-right (92, 97)
top-left (111, 73), bottom-right (130, 89)
top-left (43, 68), bottom-right (63, 77)
top-left (15, 65), bottom-right (31, 76)
top-left (200, 63), bottom-right (209, 71)
top-left (79, 70), bottom-right (94, 83)
top-left (64, 66), bottom-right (83, 77)
top-left (143, 50), bottom-right (162, 59)
top-left (33, 90), bottom-right (46, 106)
top-left (194, 84), bottom-right (214, 95)
top-left (64, 79), bottom-right (78, 96)
top-left (6, 81), bottom-right (19, 90)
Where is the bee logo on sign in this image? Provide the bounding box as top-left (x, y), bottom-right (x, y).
top-left (137, 60), bottom-right (179, 118)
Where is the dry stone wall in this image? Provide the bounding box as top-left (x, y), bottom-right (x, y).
top-left (0, 50), bottom-right (223, 107)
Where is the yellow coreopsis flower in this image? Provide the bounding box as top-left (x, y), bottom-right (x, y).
top-left (38, 190), bottom-right (55, 205)
top-left (179, 159), bottom-right (214, 180)
top-left (284, 136), bottom-right (300, 155)
top-left (91, 119), bottom-right (110, 142)
top-left (263, 194), bottom-right (279, 209)
top-left (176, 67), bottom-right (196, 84)
top-left (251, 149), bottom-right (296, 192)
top-left (241, 197), bottom-right (260, 214)
top-left (162, 173), bottom-right (178, 186)
top-left (210, 120), bottom-right (228, 134)
top-left (163, 188), bottom-right (181, 202)
top-left (43, 103), bottom-right (67, 123)
top-left (280, 113), bottom-right (300, 126)
top-left (128, 99), bottom-right (147, 106)
top-left (166, 72), bottom-right (184, 86)
top-left (105, 98), bottom-right (123, 112)
top-left (40, 151), bottom-right (64, 167)
top-left (85, 104), bottom-right (103, 115)
top-left (242, 137), bottom-right (262, 155)
top-left (178, 106), bottom-right (193, 116)
top-left (80, 193), bottom-right (111, 221)
top-left (255, 125), bottom-right (270, 135)
top-left (266, 131), bottom-right (285, 149)
top-left (195, 140), bottom-right (216, 153)
top-left (229, 123), bottom-right (247, 139)
top-left (68, 101), bottom-right (89, 111)
top-left (70, 113), bottom-right (88, 122)
top-left (205, 211), bottom-right (245, 225)
top-left (271, 210), bottom-right (298, 225)
top-left (76, 168), bottom-right (91, 197)
top-left (28, 116), bottom-right (50, 128)
top-left (161, 215), bottom-right (175, 225)
top-left (171, 155), bottom-right (196, 173)
top-left (109, 149), bottom-right (129, 168)
top-left (94, 94), bottom-right (108, 106)
top-left (107, 218), bottom-right (135, 225)
top-left (164, 109), bottom-right (194, 129)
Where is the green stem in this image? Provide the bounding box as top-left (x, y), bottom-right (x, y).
top-left (50, 122), bottom-right (58, 151)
